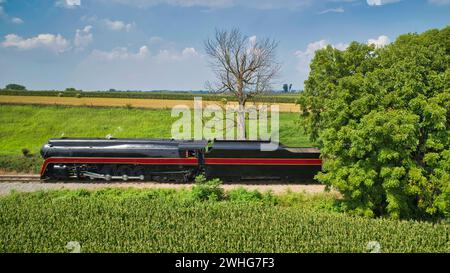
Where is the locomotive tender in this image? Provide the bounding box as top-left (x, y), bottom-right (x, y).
top-left (40, 138), bottom-right (322, 183)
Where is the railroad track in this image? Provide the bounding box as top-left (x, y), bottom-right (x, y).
top-left (0, 175), bottom-right (41, 183)
top-left (0, 175), bottom-right (323, 187)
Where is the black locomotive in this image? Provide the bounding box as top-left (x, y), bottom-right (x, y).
top-left (40, 138), bottom-right (322, 183)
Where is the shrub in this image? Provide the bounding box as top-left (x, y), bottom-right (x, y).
top-left (298, 26), bottom-right (450, 219)
top-left (227, 187), bottom-right (263, 202)
top-left (191, 175), bottom-right (224, 201)
top-left (0, 155), bottom-right (42, 173)
top-left (75, 93), bottom-right (82, 98)
top-left (21, 148), bottom-right (31, 157)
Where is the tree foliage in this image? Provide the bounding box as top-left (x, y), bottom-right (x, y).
top-left (5, 83), bottom-right (26, 91)
top-left (283, 83), bottom-right (292, 93)
top-left (298, 27), bottom-right (450, 219)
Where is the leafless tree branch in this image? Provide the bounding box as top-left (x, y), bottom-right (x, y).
top-left (204, 28), bottom-right (280, 107)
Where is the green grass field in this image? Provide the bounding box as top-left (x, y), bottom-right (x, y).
top-left (0, 188), bottom-right (447, 253)
top-left (0, 104), bottom-right (311, 173)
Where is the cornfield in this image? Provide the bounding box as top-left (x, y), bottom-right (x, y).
top-left (0, 189), bottom-right (448, 253)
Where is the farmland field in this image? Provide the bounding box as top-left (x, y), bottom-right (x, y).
top-left (0, 90), bottom-right (299, 103)
top-left (0, 95), bottom-right (299, 112)
top-left (0, 104), bottom-right (311, 173)
top-left (0, 188), bottom-right (448, 253)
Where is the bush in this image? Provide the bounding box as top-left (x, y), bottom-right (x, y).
top-left (0, 155), bottom-right (42, 173)
top-left (191, 175), bottom-right (224, 201)
top-left (298, 26), bottom-right (450, 219)
top-left (21, 148), bottom-right (31, 157)
top-left (227, 187), bottom-right (263, 202)
top-left (75, 93), bottom-right (82, 98)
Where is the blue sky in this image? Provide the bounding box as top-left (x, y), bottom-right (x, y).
top-left (0, 0), bottom-right (449, 91)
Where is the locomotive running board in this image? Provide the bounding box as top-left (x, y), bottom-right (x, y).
top-left (83, 171), bottom-right (144, 181)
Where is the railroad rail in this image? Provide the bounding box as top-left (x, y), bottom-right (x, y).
top-left (0, 175), bottom-right (319, 185)
top-left (0, 175), bottom-right (41, 183)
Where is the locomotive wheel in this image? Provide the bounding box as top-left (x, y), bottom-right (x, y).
top-left (130, 166), bottom-right (146, 177)
top-left (152, 175), bottom-right (168, 182)
top-left (222, 176), bottom-right (241, 183)
top-left (99, 165), bottom-right (118, 176)
top-left (115, 165), bottom-right (147, 181)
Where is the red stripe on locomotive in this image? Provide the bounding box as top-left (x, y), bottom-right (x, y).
top-left (40, 157), bottom-right (199, 176)
top-left (40, 157), bottom-right (322, 177)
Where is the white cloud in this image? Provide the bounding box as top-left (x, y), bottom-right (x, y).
top-left (89, 43), bottom-right (201, 63)
top-left (149, 36), bottom-right (164, 45)
top-left (248, 35), bottom-right (257, 45)
top-left (318, 7), bottom-right (344, 14)
top-left (2, 33), bottom-right (70, 53)
top-left (56, 0), bottom-right (81, 9)
top-left (368, 35), bottom-right (390, 48)
top-left (81, 15), bottom-right (98, 23)
top-left (81, 17), bottom-right (135, 32)
top-left (103, 19), bottom-right (135, 32)
top-left (428, 0), bottom-right (450, 4)
top-left (181, 47), bottom-right (198, 57)
top-left (91, 46), bottom-right (149, 60)
top-left (11, 17), bottom-right (23, 24)
top-left (73, 44), bottom-right (210, 90)
top-left (155, 47), bottom-right (200, 62)
top-left (74, 25), bottom-right (93, 50)
top-left (246, 35), bottom-right (262, 55)
top-left (0, 5), bottom-right (24, 24)
top-left (100, 0), bottom-right (314, 10)
top-left (138, 46), bottom-right (150, 57)
top-left (366, 0), bottom-right (401, 6)
top-left (67, 0), bottom-right (81, 5)
top-left (295, 40), bottom-right (347, 60)
top-left (1, 27), bottom-right (96, 53)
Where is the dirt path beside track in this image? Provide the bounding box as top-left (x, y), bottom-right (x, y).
top-left (0, 182), bottom-right (330, 195)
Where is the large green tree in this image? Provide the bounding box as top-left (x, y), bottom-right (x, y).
top-left (298, 27), bottom-right (449, 219)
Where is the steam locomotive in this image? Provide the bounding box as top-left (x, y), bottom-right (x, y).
top-left (40, 138), bottom-right (322, 183)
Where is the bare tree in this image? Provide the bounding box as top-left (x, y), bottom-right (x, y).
top-left (204, 28), bottom-right (280, 139)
